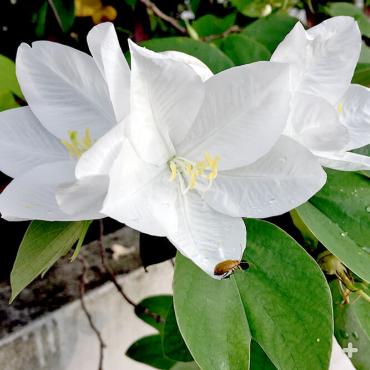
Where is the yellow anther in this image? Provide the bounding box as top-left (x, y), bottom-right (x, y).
top-left (168, 152), bottom-right (220, 192)
top-left (61, 128), bottom-right (93, 159)
top-left (185, 163), bottom-right (193, 174)
top-left (169, 161), bottom-right (177, 181)
top-left (338, 103), bottom-right (343, 113)
top-left (189, 172), bottom-right (197, 189)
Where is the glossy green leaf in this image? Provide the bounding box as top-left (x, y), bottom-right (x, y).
top-left (325, 2), bottom-right (370, 37)
top-left (174, 220), bottom-right (333, 370)
top-left (242, 12), bottom-right (297, 52)
top-left (250, 341), bottom-right (276, 370)
top-left (218, 34), bottom-right (270, 65)
top-left (0, 89), bottom-right (19, 111)
top-left (296, 170), bottom-right (370, 282)
top-left (0, 55), bottom-right (23, 99)
top-left (34, 1), bottom-right (48, 38)
top-left (126, 335), bottom-right (176, 370)
top-left (141, 37), bottom-right (234, 73)
top-left (331, 281), bottom-right (370, 370)
top-left (352, 64), bottom-right (370, 87)
top-left (163, 303), bottom-right (193, 362)
top-left (231, 0), bottom-right (271, 18)
top-left (192, 13), bottom-right (236, 37)
top-left (170, 363), bottom-right (200, 370)
top-left (135, 295), bottom-right (173, 331)
top-left (358, 44), bottom-right (370, 64)
top-left (48, 0), bottom-right (75, 32)
top-left (174, 254), bottom-right (251, 370)
top-left (10, 221), bottom-right (86, 302)
top-left (235, 220), bottom-right (332, 370)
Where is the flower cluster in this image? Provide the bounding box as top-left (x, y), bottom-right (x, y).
top-left (0, 17), bottom-right (368, 277)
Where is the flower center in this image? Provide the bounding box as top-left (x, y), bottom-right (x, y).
top-left (168, 152), bottom-right (220, 193)
top-left (61, 128), bottom-right (93, 159)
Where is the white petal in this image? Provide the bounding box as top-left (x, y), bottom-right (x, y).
top-left (168, 190), bottom-right (246, 277)
top-left (128, 41), bottom-right (205, 165)
top-left (0, 107), bottom-right (69, 178)
top-left (329, 337), bottom-right (355, 370)
top-left (340, 84), bottom-right (370, 150)
top-left (177, 62), bottom-right (291, 170)
top-left (16, 41), bottom-right (115, 141)
top-left (75, 118), bottom-right (127, 179)
top-left (315, 150), bottom-right (370, 171)
top-left (288, 93), bottom-right (349, 152)
top-left (56, 175), bottom-right (109, 216)
top-left (0, 161), bottom-right (102, 221)
top-left (203, 136), bottom-right (326, 218)
top-left (87, 22), bottom-right (130, 122)
top-left (102, 139), bottom-right (177, 236)
top-left (161, 51), bottom-right (213, 81)
top-left (272, 17), bottom-right (361, 105)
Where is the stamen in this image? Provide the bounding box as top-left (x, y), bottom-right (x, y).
top-left (168, 152), bottom-right (220, 193)
top-left (338, 103), bottom-right (343, 113)
top-left (169, 162), bottom-right (177, 181)
top-left (61, 128), bottom-right (93, 159)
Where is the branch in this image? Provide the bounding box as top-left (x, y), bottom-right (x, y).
top-left (97, 221), bottom-right (164, 323)
top-left (79, 257), bottom-right (106, 370)
top-left (140, 0), bottom-right (186, 34)
top-left (202, 25), bottom-right (241, 43)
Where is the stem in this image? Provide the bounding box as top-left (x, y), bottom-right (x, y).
top-left (97, 221), bottom-right (164, 324)
top-left (337, 270), bottom-right (370, 303)
top-left (139, 0), bottom-right (186, 34)
top-left (79, 257), bottom-right (106, 370)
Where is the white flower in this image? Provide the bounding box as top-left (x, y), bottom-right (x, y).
top-left (271, 16), bottom-right (370, 171)
top-left (83, 41), bottom-right (326, 277)
top-left (0, 23), bottom-right (130, 221)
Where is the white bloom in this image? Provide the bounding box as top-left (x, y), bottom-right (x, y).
top-left (271, 16), bottom-right (370, 171)
top-left (83, 41), bottom-right (326, 277)
top-left (0, 23), bottom-right (130, 221)
top-left (329, 337), bottom-right (356, 370)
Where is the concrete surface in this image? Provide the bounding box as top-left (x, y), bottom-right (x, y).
top-left (0, 261), bottom-right (174, 370)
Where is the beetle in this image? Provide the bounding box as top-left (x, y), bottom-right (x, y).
top-left (213, 260), bottom-right (250, 279)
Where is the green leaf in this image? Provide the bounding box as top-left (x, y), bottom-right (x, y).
top-left (242, 12), bottom-right (297, 52)
top-left (358, 44), bottom-right (370, 64)
top-left (331, 281), bottom-right (370, 370)
top-left (0, 89), bottom-right (19, 111)
top-left (218, 34), bottom-right (271, 65)
top-left (174, 220), bottom-right (333, 370)
top-left (231, 0), bottom-right (271, 18)
top-left (192, 13), bottom-right (236, 37)
top-left (126, 335), bottom-right (176, 370)
top-left (174, 254), bottom-right (251, 370)
top-left (34, 1), bottom-right (49, 38)
top-left (296, 170), bottom-right (370, 282)
top-left (250, 341), bottom-right (276, 370)
top-left (325, 2), bottom-right (370, 38)
top-left (352, 64), bottom-right (370, 87)
top-left (170, 363), bottom-right (200, 370)
top-left (235, 220), bottom-right (332, 370)
top-left (135, 295), bottom-right (173, 331)
top-left (48, 0), bottom-right (75, 32)
top-left (163, 303), bottom-right (193, 362)
top-left (0, 55), bottom-right (23, 99)
top-left (141, 37), bottom-right (234, 73)
top-left (10, 221), bottom-right (86, 302)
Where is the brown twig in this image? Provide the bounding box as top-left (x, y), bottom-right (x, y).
top-left (79, 256), bottom-right (106, 370)
top-left (140, 0), bottom-right (186, 34)
top-left (97, 220), bottom-right (165, 323)
top-left (202, 25), bottom-right (241, 43)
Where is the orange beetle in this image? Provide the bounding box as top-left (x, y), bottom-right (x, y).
top-left (214, 260), bottom-right (249, 279)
